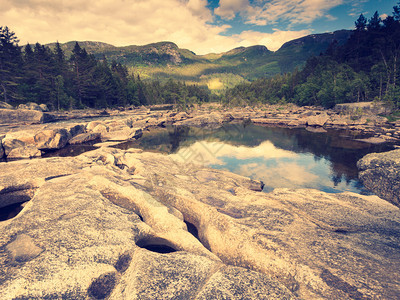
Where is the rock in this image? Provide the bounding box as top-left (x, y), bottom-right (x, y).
top-left (358, 149), bottom-right (400, 207)
top-left (0, 101), bottom-right (13, 109)
top-left (2, 131), bottom-right (36, 156)
top-left (306, 113), bottom-right (329, 127)
top-left (39, 104), bottom-right (49, 112)
top-left (355, 136), bottom-right (389, 144)
top-left (0, 136), bottom-right (4, 159)
top-left (69, 132), bottom-right (101, 145)
top-left (7, 145), bottom-right (41, 159)
top-left (287, 119), bottom-right (307, 127)
top-left (6, 234), bottom-right (43, 263)
top-left (67, 124), bottom-right (86, 137)
top-left (171, 111), bottom-right (189, 122)
top-left (175, 112), bottom-right (228, 127)
top-left (101, 128), bottom-right (143, 141)
top-left (105, 119), bottom-right (133, 132)
top-left (137, 150), bottom-right (400, 299)
top-left (306, 126), bottom-right (327, 133)
top-left (251, 118), bottom-right (291, 126)
top-left (34, 128), bottom-right (71, 150)
top-left (17, 102), bottom-right (49, 112)
top-left (18, 102), bottom-right (41, 111)
top-left (87, 121), bottom-right (108, 132)
top-left (335, 101), bottom-right (390, 115)
top-left (326, 116), bottom-right (348, 127)
top-left (0, 149), bottom-right (293, 299)
top-left (0, 109), bottom-right (53, 125)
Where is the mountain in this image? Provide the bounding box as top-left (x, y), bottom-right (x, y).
top-left (48, 30), bottom-right (352, 91)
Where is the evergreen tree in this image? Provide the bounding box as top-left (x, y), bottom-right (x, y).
top-left (355, 14), bottom-right (367, 31)
top-left (0, 26), bottom-right (22, 104)
top-left (367, 11), bottom-right (382, 31)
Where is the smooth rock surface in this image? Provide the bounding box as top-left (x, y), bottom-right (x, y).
top-left (69, 132), bottom-right (101, 145)
top-left (358, 149), bottom-right (400, 207)
top-left (0, 148), bottom-right (293, 299)
top-left (0, 109), bottom-right (47, 125)
top-left (1, 147), bottom-right (399, 299)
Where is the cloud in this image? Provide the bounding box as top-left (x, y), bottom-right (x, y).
top-left (214, 0), bottom-right (250, 20)
top-left (244, 0), bottom-right (344, 26)
top-left (0, 0), bottom-right (310, 54)
top-left (230, 29), bottom-right (311, 51)
top-left (169, 140), bottom-right (297, 166)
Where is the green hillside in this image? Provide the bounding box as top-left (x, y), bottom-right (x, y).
top-left (49, 30), bottom-right (351, 91)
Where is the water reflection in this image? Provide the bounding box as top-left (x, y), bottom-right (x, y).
top-left (114, 123), bottom-right (396, 194)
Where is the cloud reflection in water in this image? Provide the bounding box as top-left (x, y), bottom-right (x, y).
top-left (170, 140), bottom-right (365, 194)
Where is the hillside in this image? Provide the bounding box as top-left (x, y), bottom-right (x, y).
top-left (49, 30), bottom-right (351, 91)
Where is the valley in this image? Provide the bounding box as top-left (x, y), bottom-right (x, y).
top-left (47, 30), bottom-right (351, 91)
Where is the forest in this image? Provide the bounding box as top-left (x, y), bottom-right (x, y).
top-left (0, 29), bottom-right (211, 110)
top-left (1, 2), bottom-right (400, 110)
top-left (223, 4), bottom-right (400, 109)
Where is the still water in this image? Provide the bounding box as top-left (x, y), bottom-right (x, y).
top-left (116, 123), bottom-right (395, 194)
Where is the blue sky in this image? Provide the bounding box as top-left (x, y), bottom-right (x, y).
top-left (0, 0), bottom-right (398, 54)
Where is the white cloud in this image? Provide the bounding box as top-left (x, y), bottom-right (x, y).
top-left (214, 0), bottom-right (250, 20)
top-left (245, 0), bottom-right (344, 26)
top-left (169, 140), bottom-right (297, 166)
top-left (230, 29), bottom-right (311, 51)
top-left (0, 0), bottom-right (311, 54)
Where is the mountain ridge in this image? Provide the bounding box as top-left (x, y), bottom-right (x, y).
top-left (46, 29), bottom-right (352, 90)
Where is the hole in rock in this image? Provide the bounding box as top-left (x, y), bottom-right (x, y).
top-left (184, 220), bottom-right (199, 240)
top-left (88, 272), bottom-right (117, 300)
top-left (136, 237), bottom-right (178, 254)
top-left (137, 214), bottom-right (144, 222)
top-left (184, 220), bottom-right (211, 251)
top-left (0, 202), bottom-right (25, 221)
top-left (114, 251), bottom-right (132, 273)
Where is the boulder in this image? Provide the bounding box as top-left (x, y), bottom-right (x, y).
top-left (39, 104), bottom-right (49, 112)
top-left (87, 121), bottom-right (108, 132)
top-left (306, 113), bottom-right (329, 127)
top-left (0, 109), bottom-right (52, 125)
top-left (6, 145), bottom-right (41, 159)
top-left (2, 131), bottom-right (36, 156)
top-left (67, 124), bottom-right (86, 137)
top-left (101, 128), bottom-right (143, 141)
top-left (287, 119), bottom-right (307, 127)
top-left (358, 149), bottom-right (400, 207)
top-left (69, 132), bottom-right (101, 145)
top-left (0, 101), bottom-right (13, 109)
top-left (18, 102), bottom-right (43, 111)
top-left (34, 128), bottom-right (71, 150)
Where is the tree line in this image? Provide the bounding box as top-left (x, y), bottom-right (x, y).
top-left (223, 3), bottom-right (400, 109)
top-left (0, 28), bottom-right (211, 110)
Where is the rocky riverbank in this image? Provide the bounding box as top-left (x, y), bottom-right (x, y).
top-left (1, 102), bottom-right (400, 299)
top-left (1, 102), bottom-right (400, 161)
top-left (0, 147), bottom-right (399, 299)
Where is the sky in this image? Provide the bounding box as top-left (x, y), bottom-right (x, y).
top-left (0, 0), bottom-right (397, 54)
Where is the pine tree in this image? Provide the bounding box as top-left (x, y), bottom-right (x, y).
top-left (355, 14), bottom-right (367, 31)
top-left (367, 11), bottom-right (382, 31)
top-left (0, 26), bottom-right (22, 104)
